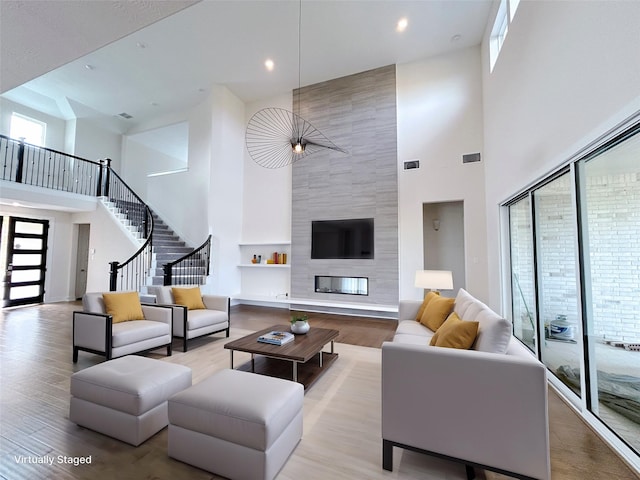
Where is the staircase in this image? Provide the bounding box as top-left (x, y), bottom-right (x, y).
top-left (102, 199), bottom-right (208, 286)
top-left (150, 213), bottom-right (199, 285)
top-left (101, 197), bottom-right (147, 242)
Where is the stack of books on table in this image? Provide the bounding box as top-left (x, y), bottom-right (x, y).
top-left (257, 331), bottom-right (294, 346)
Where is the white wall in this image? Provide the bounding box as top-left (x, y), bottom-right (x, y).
top-left (73, 117), bottom-right (122, 168)
top-left (482, 0), bottom-right (640, 311)
top-left (241, 93), bottom-right (293, 243)
top-left (207, 85), bottom-right (246, 296)
top-left (397, 46), bottom-right (487, 302)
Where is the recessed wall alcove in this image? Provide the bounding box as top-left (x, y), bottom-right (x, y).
top-left (290, 65), bottom-right (399, 309)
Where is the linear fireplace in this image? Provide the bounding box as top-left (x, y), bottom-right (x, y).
top-left (315, 276), bottom-right (368, 296)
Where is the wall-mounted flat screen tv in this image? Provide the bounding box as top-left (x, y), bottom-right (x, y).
top-left (311, 218), bottom-right (374, 259)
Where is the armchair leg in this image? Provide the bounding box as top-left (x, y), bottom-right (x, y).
top-left (226, 327), bottom-right (230, 338)
top-left (73, 347), bottom-right (79, 363)
top-left (183, 338), bottom-right (188, 353)
top-left (167, 343), bottom-right (172, 356)
top-left (382, 439), bottom-right (393, 471)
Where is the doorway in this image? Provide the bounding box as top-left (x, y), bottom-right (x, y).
top-left (422, 201), bottom-right (465, 293)
top-left (1, 216), bottom-right (49, 307)
top-left (75, 224), bottom-right (90, 300)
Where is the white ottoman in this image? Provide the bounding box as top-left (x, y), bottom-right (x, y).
top-left (168, 369), bottom-right (304, 480)
top-left (70, 355), bottom-right (192, 446)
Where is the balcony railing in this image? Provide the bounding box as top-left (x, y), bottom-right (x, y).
top-left (1, 135), bottom-right (103, 196)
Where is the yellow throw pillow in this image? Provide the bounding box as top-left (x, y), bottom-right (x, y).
top-left (415, 291), bottom-right (440, 321)
top-left (430, 312), bottom-right (479, 349)
top-left (420, 295), bottom-right (454, 331)
top-left (172, 287), bottom-right (205, 310)
top-left (102, 292), bottom-right (144, 324)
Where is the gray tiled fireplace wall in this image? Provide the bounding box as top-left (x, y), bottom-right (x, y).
top-left (291, 65), bottom-right (399, 306)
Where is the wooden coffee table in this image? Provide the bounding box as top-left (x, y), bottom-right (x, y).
top-left (224, 325), bottom-right (339, 389)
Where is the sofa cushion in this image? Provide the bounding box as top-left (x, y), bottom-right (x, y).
top-left (111, 320), bottom-right (170, 348)
top-left (420, 296), bottom-right (454, 331)
top-left (102, 291), bottom-right (144, 324)
top-left (454, 289), bottom-right (512, 354)
top-left (396, 320), bottom-right (433, 337)
top-left (172, 287), bottom-right (205, 310)
top-left (188, 309), bottom-right (228, 329)
top-left (473, 309), bottom-right (512, 353)
top-left (415, 291), bottom-right (440, 321)
top-left (430, 312), bottom-right (479, 349)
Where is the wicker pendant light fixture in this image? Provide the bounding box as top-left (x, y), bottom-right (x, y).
top-left (245, 0), bottom-right (347, 169)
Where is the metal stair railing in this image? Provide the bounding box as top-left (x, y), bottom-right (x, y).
top-left (104, 164), bottom-right (154, 292)
top-left (163, 234), bottom-right (212, 286)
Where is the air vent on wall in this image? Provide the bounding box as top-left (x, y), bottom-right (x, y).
top-left (118, 112), bottom-right (133, 119)
top-left (462, 152), bottom-right (481, 163)
top-left (404, 160), bottom-right (420, 170)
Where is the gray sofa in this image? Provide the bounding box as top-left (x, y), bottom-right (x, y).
top-left (382, 288), bottom-right (550, 480)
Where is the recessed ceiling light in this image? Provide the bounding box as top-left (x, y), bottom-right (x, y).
top-left (396, 17), bottom-right (408, 33)
top-left (150, 102), bottom-right (159, 107)
top-left (85, 64), bottom-right (95, 71)
top-left (451, 34), bottom-right (462, 43)
top-left (136, 42), bottom-right (147, 49)
top-left (265, 59), bottom-right (275, 71)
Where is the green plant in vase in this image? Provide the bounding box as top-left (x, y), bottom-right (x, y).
top-left (290, 312), bottom-right (310, 334)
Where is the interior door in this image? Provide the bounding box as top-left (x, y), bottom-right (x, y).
top-left (75, 224), bottom-right (90, 299)
top-left (2, 217), bottom-right (49, 307)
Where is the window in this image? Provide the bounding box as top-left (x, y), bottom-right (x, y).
top-left (489, 0), bottom-right (521, 72)
top-left (10, 112), bottom-right (46, 146)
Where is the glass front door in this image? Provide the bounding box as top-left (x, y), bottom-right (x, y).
top-left (1, 216), bottom-right (49, 307)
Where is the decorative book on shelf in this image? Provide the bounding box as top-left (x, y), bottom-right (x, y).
top-left (257, 331), bottom-right (294, 346)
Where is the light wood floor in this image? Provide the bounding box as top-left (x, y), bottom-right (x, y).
top-left (0, 302), bottom-right (638, 479)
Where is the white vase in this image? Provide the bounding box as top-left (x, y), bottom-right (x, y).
top-left (291, 320), bottom-right (310, 334)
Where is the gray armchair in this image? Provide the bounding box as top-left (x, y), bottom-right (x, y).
top-left (146, 285), bottom-right (230, 352)
top-left (73, 292), bottom-right (173, 362)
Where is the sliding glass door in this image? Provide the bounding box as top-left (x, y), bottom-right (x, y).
top-left (533, 172), bottom-right (582, 398)
top-left (504, 120), bottom-right (640, 457)
top-left (577, 130), bottom-right (640, 453)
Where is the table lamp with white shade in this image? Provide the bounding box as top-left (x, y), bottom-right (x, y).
top-left (414, 270), bottom-right (453, 293)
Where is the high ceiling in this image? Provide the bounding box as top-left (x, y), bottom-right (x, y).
top-left (1, 0), bottom-right (494, 129)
